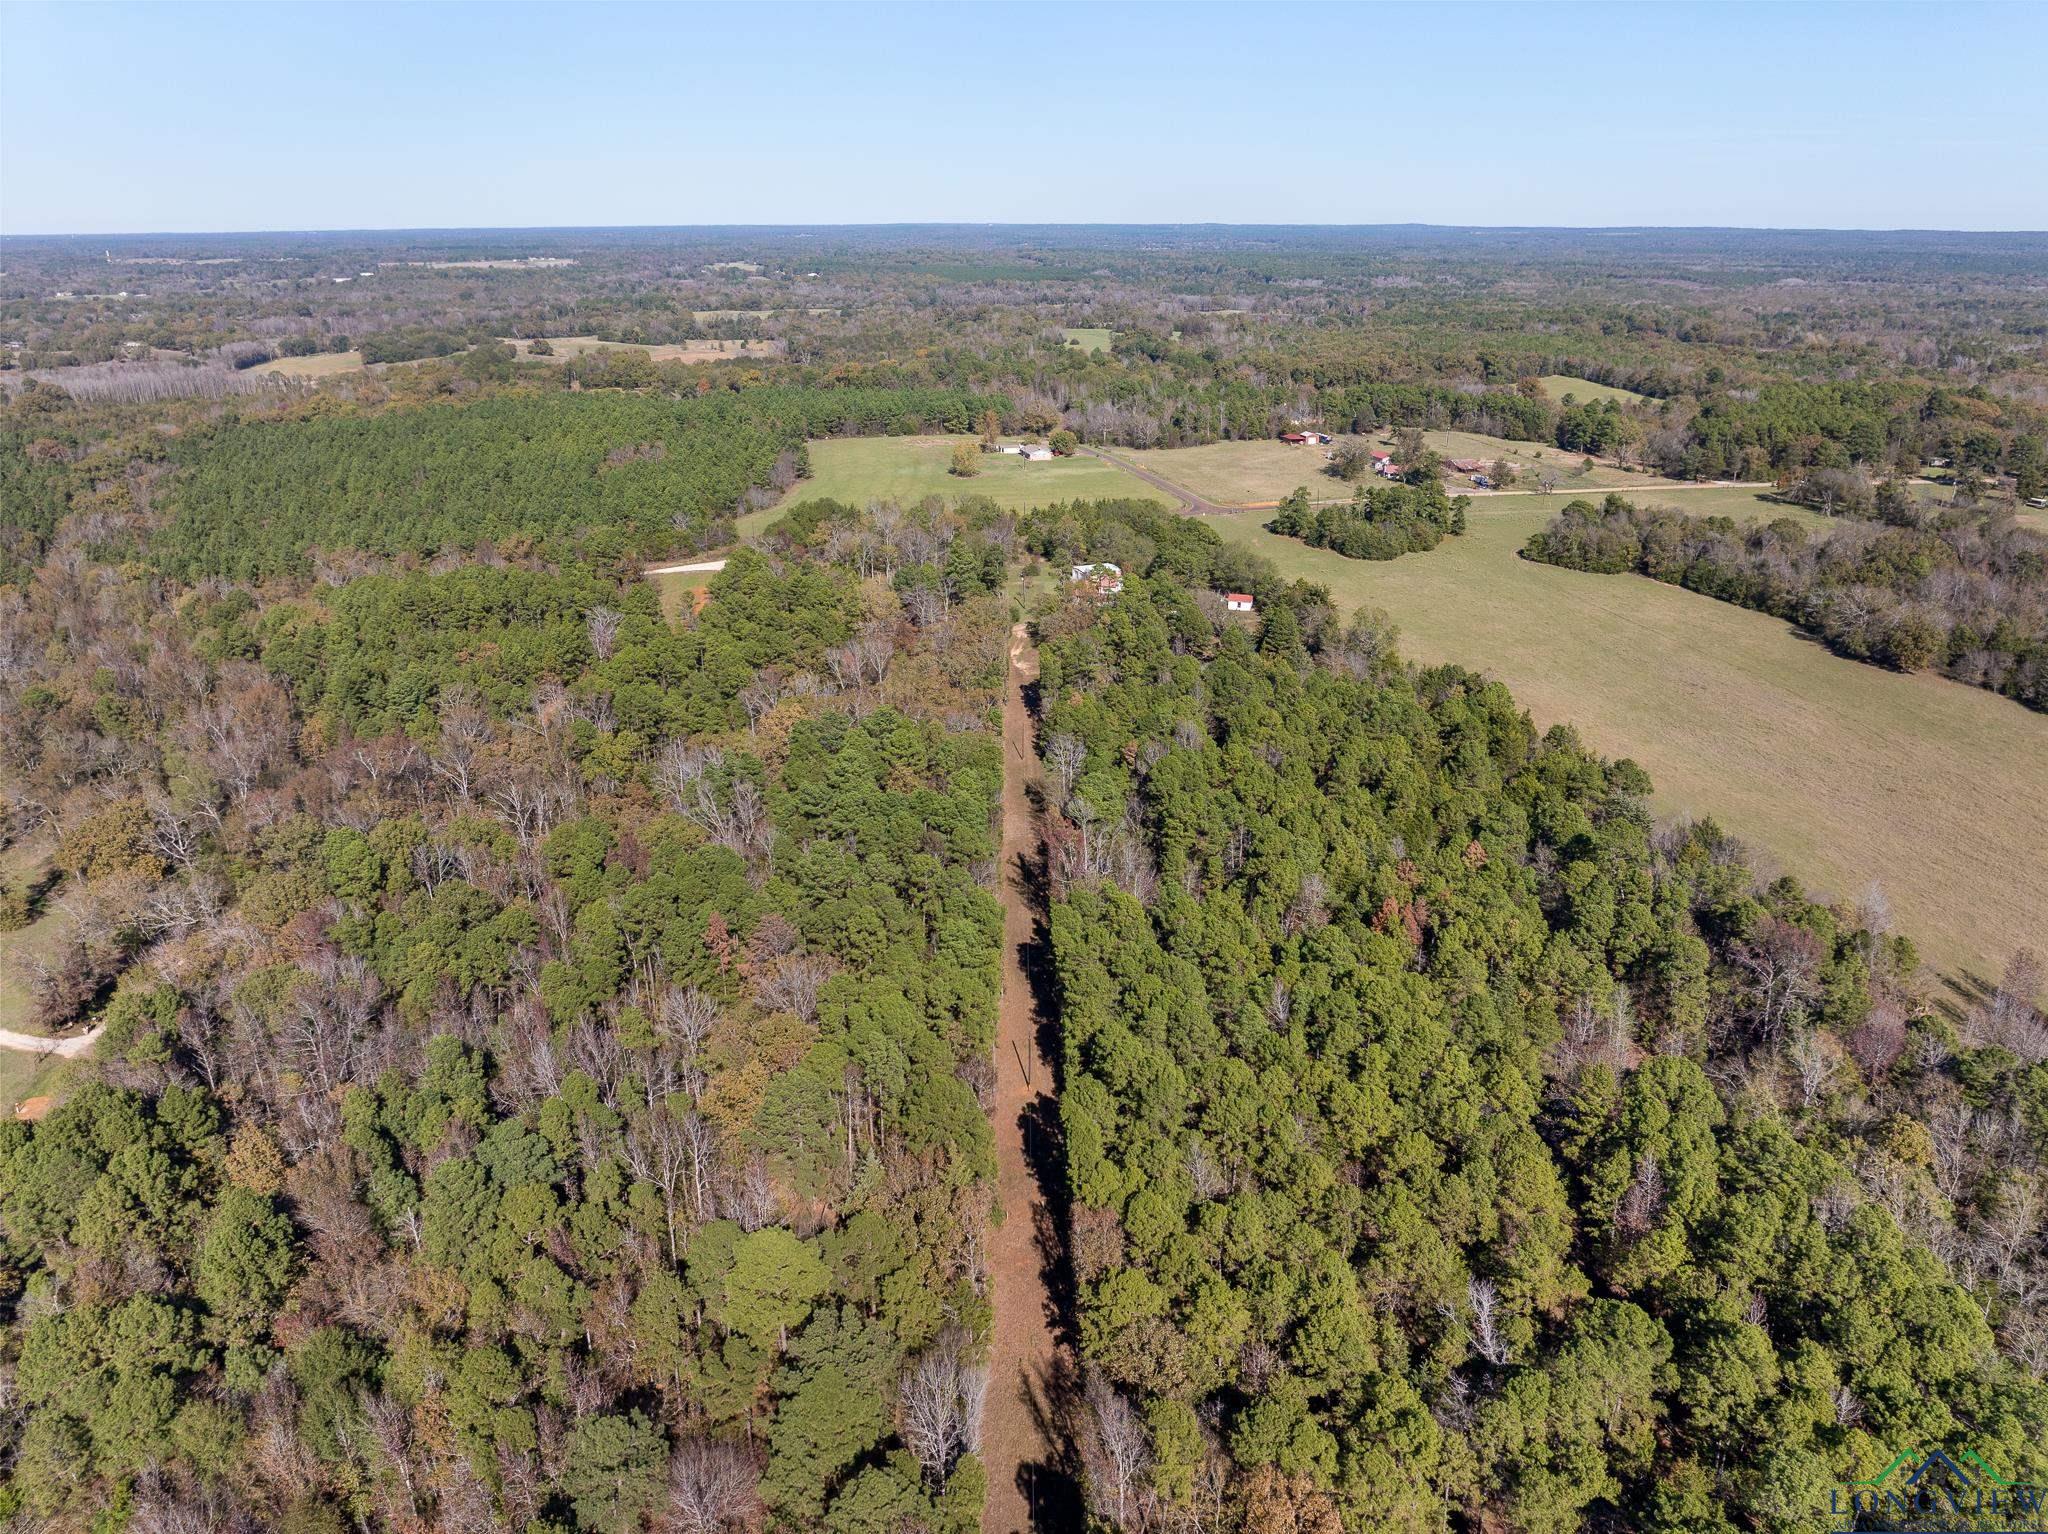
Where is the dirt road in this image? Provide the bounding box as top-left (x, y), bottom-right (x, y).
top-left (1081, 445), bottom-right (1213, 513)
top-left (981, 626), bottom-right (1083, 1534)
top-left (0, 1025), bottom-right (99, 1058)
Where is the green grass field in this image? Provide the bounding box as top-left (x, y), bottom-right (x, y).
top-left (0, 904), bottom-right (74, 1036)
top-left (1537, 374), bottom-right (1647, 406)
top-left (742, 437), bottom-right (1167, 538)
top-left (0, 839), bottom-right (70, 1035)
top-left (1062, 327), bottom-right (1118, 353)
top-left (1122, 439), bottom-right (1346, 504)
top-left (0, 1049), bottom-right (73, 1119)
top-left (1204, 493), bottom-right (2048, 987)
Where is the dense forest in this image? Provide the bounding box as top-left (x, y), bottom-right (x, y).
top-left (1027, 529), bottom-right (2048, 1530)
top-left (157, 385), bottom-right (1004, 580)
top-left (1523, 494), bottom-right (2048, 711)
top-left (3, 228), bottom-right (2046, 1534)
top-left (0, 505), bottom-right (1026, 1530)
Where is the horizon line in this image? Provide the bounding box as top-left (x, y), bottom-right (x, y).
top-left (5, 220), bottom-right (2048, 242)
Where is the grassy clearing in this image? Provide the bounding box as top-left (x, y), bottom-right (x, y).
top-left (745, 437), bottom-right (1167, 537)
top-left (0, 1049), bottom-right (74, 1120)
top-left (647, 570), bottom-right (719, 623)
top-left (1420, 429), bottom-right (1679, 490)
top-left (1124, 438), bottom-right (1350, 504)
top-left (1203, 493), bottom-right (2048, 987)
top-left (1124, 430), bottom-right (1687, 505)
top-left (1536, 374), bottom-right (1647, 406)
top-left (511, 336), bottom-right (783, 364)
top-left (250, 350), bottom-right (365, 378)
top-left (0, 903), bottom-right (75, 1035)
top-left (0, 838), bottom-right (69, 1036)
top-left (1062, 327), bottom-right (1118, 353)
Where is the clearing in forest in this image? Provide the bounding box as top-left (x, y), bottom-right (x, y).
top-left (1536, 374), bottom-right (1648, 406)
top-left (249, 350), bottom-right (366, 377)
top-left (749, 436), bottom-right (1167, 533)
top-left (1124, 430), bottom-right (1688, 506)
top-left (1206, 492), bottom-right (2048, 989)
top-left (981, 628), bottom-right (1082, 1534)
top-left (509, 335), bottom-right (784, 364)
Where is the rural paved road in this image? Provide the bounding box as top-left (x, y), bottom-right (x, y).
top-left (0, 1025), bottom-right (100, 1057)
top-left (981, 626), bottom-right (1082, 1534)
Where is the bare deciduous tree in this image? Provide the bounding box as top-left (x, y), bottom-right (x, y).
top-left (662, 1437), bottom-right (761, 1534)
top-left (1082, 1372), bottom-right (1152, 1529)
top-left (898, 1331), bottom-right (988, 1485)
top-left (1468, 1277), bottom-right (1510, 1366)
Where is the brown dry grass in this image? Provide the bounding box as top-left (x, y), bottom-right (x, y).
top-left (250, 350), bottom-right (365, 378)
top-left (512, 336), bottom-right (783, 364)
top-left (1126, 431), bottom-right (1686, 506)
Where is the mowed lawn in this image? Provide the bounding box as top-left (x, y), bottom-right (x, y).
top-left (744, 436), bottom-right (1167, 536)
top-left (1203, 493), bottom-right (2048, 988)
top-left (1123, 439), bottom-right (1354, 504)
top-left (1537, 374), bottom-right (1648, 406)
top-left (1063, 327), bottom-right (1119, 353)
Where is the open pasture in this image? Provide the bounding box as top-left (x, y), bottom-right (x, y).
top-left (512, 335), bottom-right (783, 364)
top-left (1536, 374), bottom-right (1648, 406)
top-left (743, 436), bottom-right (1168, 537)
top-left (1123, 429), bottom-right (1688, 505)
top-left (1203, 493), bottom-right (2048, 987)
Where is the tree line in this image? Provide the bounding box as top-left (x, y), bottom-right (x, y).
top-left (1523, 494), bottom-right (2048, 711)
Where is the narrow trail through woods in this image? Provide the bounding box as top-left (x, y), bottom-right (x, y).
top-left (981, 625), bottom-right (1084, 1534)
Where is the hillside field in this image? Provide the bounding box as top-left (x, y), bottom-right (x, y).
top-left (1062, 327), bottom-right (1118, 352)
top-left (1537, 373), bottom-right (1648, 405)
top-left (1202, 493), bottom-right (2048, 988)
top-left (745, 436), bottom-right (1168, 536)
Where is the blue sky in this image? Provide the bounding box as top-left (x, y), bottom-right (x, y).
top-left (3, 1), bottom-right (2043, 234)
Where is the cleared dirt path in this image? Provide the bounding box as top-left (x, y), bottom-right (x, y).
top-left (1081, 445), bottom-right (1210, 512)
top-left (0, 1025), bottom-right (99, 1057)
top-left (981, 626), bottom-right (1083, 1534)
